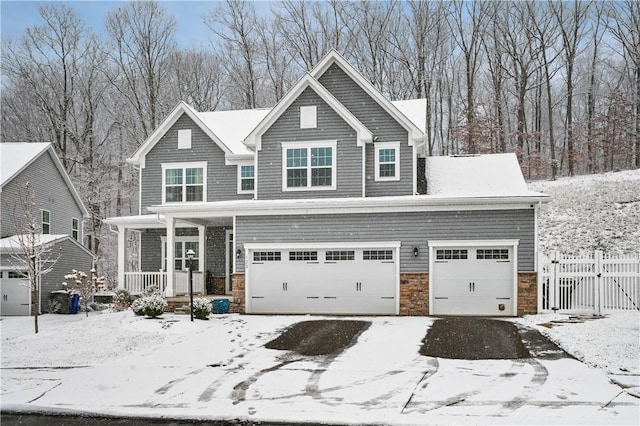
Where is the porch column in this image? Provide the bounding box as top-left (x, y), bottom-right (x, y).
top-left (165, 216), bottom-right (175, 297)
top-left (198, 224), bottom-right (206, 273)
top-left (117, 225), bottom-right (126, 290)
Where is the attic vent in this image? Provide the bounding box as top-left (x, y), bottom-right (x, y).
top-left (300, 106), bottom-right (317, 129)
top-left (178, 129), bottom-right (192, 149)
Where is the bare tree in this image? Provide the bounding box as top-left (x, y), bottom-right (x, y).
top-left (166, 49), bottom-right (226, 111)
top-left (10, 183), bottom-right (59, 334)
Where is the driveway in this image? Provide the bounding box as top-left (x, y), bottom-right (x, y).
top-left (2, 314), bottom-right (638, 425)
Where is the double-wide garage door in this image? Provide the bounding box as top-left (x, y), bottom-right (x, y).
top-left (246, 245), bottom-right (398, 315)
top-left (430, 244), bottom-right (517, 316)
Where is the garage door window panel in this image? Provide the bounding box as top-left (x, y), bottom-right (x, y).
top-left (289, 251), bottom-right (318, 261)
top-left (436, 249), bottom-right (468, 260)
top-left (477, 249), bottom-right (509, 260)
top-left (363, 250), bottom-right (393, 261)
top-left (253, 251), bottom-right (281, 262)
top-left (326, 250), bottom-right (355, 261)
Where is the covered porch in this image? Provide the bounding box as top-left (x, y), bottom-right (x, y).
top-left (104, 214), bottom-right (235, 298)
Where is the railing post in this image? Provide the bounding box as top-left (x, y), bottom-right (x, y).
top-left (595, 250), bottom-right (603, 315)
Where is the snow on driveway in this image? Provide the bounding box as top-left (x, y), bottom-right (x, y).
top-left (1, 311), bottom-right (638, 425)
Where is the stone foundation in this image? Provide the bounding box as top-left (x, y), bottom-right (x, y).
top-left (517, 272), bottom-right (538, 315)
top-left (231, 273), bottom-right (246, 314)
top-left (399, 272), bottom-right (429, 316)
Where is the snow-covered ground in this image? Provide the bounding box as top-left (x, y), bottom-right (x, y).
top-left (530, 169), bottom-right (640, 255)
top-left (1, 311), bottom-right (638, 424)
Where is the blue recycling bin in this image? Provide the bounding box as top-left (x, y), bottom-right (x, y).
top-left (70, 294), bottom-right (80, 314)
top-left (211, 298), bottom-right (230, 314)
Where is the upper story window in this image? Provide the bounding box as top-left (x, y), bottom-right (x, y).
top-left (300, 106), bottom-right (317, 129)
top-left (41, 210), bottom-right (50, 234)
top-left (161, 162), bottom-right (207, 203)
top-left (282, 141), bottom-right (337, 191)
top-left (72, 218), bottom-right (79, 240)
top-left (238, 164), bottom-right (255, 194)
top-left (178, 129), bottom-right (192, 149)
top-left (375, 142), bottom-right (400, 181)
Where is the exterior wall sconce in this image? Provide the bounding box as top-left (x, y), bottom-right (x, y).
top-left (236, 248), bottom-right (242, 259)
top-left (413, 247), bottom-right (419, 257)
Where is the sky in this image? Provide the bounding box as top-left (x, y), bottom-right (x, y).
top-left (0, 0), bottom-right (271, 49)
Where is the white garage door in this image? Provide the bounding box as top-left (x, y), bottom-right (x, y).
top-left (1, 271), bottom-right (31, 316)
top-left (246, 245), bottom-right (398, 315)
top-left (430, 245), bottom-right (516, 316)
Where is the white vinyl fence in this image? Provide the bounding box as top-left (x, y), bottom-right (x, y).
top-left (539, 251), bottom-right (640, 314)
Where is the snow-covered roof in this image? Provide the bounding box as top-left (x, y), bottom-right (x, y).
top-left (198, 108), bottom-right (270, 156)
top-left (0, 142), bottom-right (50, 186)
top-left (0, 234), bottom-right (94, 256)
top-left (426, 153), bottom-right (546, 197)
top-left (392, 99), bottom-right (426, 133)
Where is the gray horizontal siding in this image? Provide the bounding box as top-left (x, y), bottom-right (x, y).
top-left (258, 86), bottom-right (362, 199)
top-left (141, 113), bottom-right (253, 212)
top-left (235, 209), bottom-right (535, 273)
top-left (1, 150), bottom-right (84, 239)
top-left (318, 63), bottom-right (413, 196)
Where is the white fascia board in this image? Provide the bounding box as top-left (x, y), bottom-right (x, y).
top-left (244, 241), bottom-right (401, 250)
top-left (427, 239), bottom-right (520, 248)
top-left (225, 153), bottom-right (255, 166)
top-left (128, 102), bottom-right (233, 168)
top-left (147, 194), bottom-right (550, 219)
top-left (102, 214), bottom-right (167, 229)
top-left (244, 74), bottom-right (372, 150)
top-left (310, 50), bottom-right (424, 144)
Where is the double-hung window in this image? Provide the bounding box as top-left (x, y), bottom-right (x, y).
top-left (72, 218), bottom-right (79, 240)
top-left (282, 141), bottom-right (336, 191)
top-left (162, 237), bottom-right (200, 271)
top-left (41, 210), bottom-right (50, 234)
top-left (374, 142), bottom-right (400, 181)
top-left (162, 162), bottom-right (207, 203)
top-left (238, 164), bottom-right (255, 193)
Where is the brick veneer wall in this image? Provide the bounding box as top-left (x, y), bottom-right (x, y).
top-left (231, 273), bottom-right (246, 313)
top-left (399, 272), bottom-right (429, 316)
top-left (517, 272), bottom-right (537, 315)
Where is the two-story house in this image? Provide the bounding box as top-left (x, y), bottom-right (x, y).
top-left (1, 143), bottom-right (94, 315)
top-left (105, 51), bottom-right (550, 316)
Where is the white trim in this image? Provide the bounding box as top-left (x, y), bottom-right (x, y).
top-left (161, 235), bottom-right (202, 272)
top-left (361, 144), bottom-right (366, 197)
top-left (244, 241), bottom-right (401, 250)
top-left (138, 166), bottom-right (143, 214)
top-left (412, 145), bottom-right (418, 195)
top-left (281, 140), bottom-right (337, 191)
top-left (237, 163), bottom-right (255, 195)
top-left (374, 141), bottom-right (401, 182)
top-left (300, 106), bottom-right (317, 129)
top-left (41, 209), bottom-right (51, 235)
top-left (427, 239), bottom-right (520, 317)
top-left (177, 129), bottom-right (192, 149)
top-left (161, 161), bottom-right (207, 204)
top-left (225, 229), bottom-right (233, 294)
top-left (71, 217), bottom-right (79, 241)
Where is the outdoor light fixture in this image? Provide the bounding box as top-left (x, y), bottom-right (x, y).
top-left (186, 249), bottom-right (195, 322)
top-left (236, 249), bottom-right (242, 258)
top-left (413, 247), bottom-right (419, 257)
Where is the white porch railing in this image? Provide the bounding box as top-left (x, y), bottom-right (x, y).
top-left (124, 271), bottom-right (204, 296)
top-left (124, 272), bottom-right (167, 295)
top-left (174, 271), bottom-right (205, 295)
top-left (539, 251), bottom-right (640, 314)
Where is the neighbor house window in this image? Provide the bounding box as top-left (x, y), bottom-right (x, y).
top-left (177, 129), bottom-right (192, 149)
top-left (374, 142), bottom-right (400, 181)
top-left (162, 237), bottom-right (199, 270)
top-left (238, 164), bottom-right (255, 193)
top-left (41, 210), bottom-right (50, 234)
top-left (72, 218), bottom-right (79, 240)
top-left (300, 106), bottom-right (317, 129)
top-left (282, 141), bottom-right (336, 191)
top-left (162, 162), bottom-right (206, 203)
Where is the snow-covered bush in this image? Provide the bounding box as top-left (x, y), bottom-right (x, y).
top-left (131, 298), bottom-right (145, 316)
top-left (193, 298), bottom-right (212, 320)
top-left (113, 289), bottom-right (133, 310)
top-left (141, 294), bottom-right (167, 318)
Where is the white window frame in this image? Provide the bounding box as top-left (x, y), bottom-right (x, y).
top-left (71, 217), bottom-right (79, 240)
top-left (281, 140), bottom-right (337, 191)
top-left (161, 236), bottom-right (201, 271)
top-left (41, 209), bottom-right (50, 234)
top-left (161, 162), bottom-right (207, 204)
top-left (300, 106), bottom-right (317, 129)
top-left (178, 129), bottom-right (192, 149)
top-left (374, 141), bottom-right (400, 182)
top-left (237, 163), bottom-right (255, 194)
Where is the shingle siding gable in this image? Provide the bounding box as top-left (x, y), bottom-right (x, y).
top-left (258, 86), bottom-right (363, 199)
top-left (141, 113), bottom-right (253, 212)
top-left (1, 151), bottom-right (84, 239)
top-left (318, 63), bottom-right (413, 196)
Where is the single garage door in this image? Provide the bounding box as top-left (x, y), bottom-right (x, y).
top-left (1, 270), bottom-right (31, 316)
top-left (430, 245), bottom-right (516, 316)
top-left (246, 245), bottom-right (398, 315)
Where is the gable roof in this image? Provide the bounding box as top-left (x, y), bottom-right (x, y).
top-left (0, 143), bottom-right (89, 217)
top-left (0, 234), bottom-right (94, 257)
top-left (310, 50), bottom-right (424, 145)
top-left (243, 73), bottom-right (373, 150)
top-left (426, 153), bottom-right (544, 197)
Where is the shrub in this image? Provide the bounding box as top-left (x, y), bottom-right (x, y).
top-left (47, 297), bottom-right (62, 314)
top-left (113, 289), bottom-right (133, 310)
top-left (192, 298), bottom-right (212, 320)
top-left (141, 294), bottom-right (167, 318)
top-left (131, 298), bottom-right (145, 316)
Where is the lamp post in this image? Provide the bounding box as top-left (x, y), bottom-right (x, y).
top-left (186, 249), bottom-right (195, 322)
